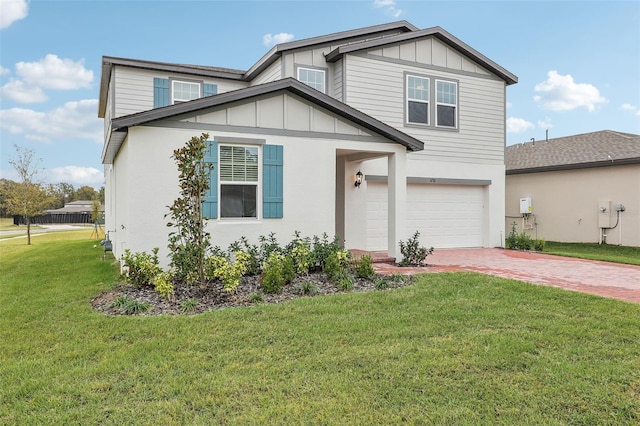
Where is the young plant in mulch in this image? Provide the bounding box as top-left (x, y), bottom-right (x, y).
top-left (165, 132), bottom-right (213, 286)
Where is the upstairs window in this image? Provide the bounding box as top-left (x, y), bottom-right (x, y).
top-left (297, 67), bottom-right (326, 93)
top-left (219, 145), bottom-right (259, 218)
top-left (436, 80), bottom-right (457, 128)
top-left (172, 80), bottom-right (200, 104)
top-left (406, 75), bottom-right (429, 125)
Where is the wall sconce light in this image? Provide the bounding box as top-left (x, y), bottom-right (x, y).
top-left (355, 170), bottom-right (363, 188)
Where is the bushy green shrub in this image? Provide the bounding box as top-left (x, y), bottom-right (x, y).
top-left (534, 238), bottom-right (546, 252)
top-left (228, 237), bottom-right (260, 276)
top-left (374, 277), bottom-right (389, 290)
top-left (310, 233), bottom-right (342, 272)
top-left (258, 233), bottom-right (283, 264)
top-left (506, 222), bottom-right (535, 251)
top-left (337, 274), bottom-right (354, 291)
top-left (399, 231), bottom-right (434, 266)
top-left (261, 252), bottom-right (295, 294)
top-left (323, 249), bottom-right (350, 282)
top-left (205, 251), bottom-right (250, 292)
top-left (294, 281), bottom-right (319, 295)
top-left (353, 254), bottom-right (376, 279)
top-left (122, 248), bottom-right (162, 288)
top-left (152, 272), bottom-right (174, 299)
top-left (516, 231), bottom-right (534, 250)
top-left (289, 239), bottom-right (312, 275)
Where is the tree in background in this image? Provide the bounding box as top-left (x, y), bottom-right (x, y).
top-left (4, 146), bottom-right (54, 245)
top-left (47, 182), bottom-right (75, 209)
top-left (0, 179), bottom-right (19, 217)
top-left (74, 185), bottom-right (98, 202)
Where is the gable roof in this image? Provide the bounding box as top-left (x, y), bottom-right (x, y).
top-left (103, 78), bottom-right (424, 164)
top-left (325, 26), bottom-right (518, 85)
top-left (245, 21), bottom-right (418, 80)
top-left (98, 56), bottom-right (246, 118)
top-left (506, 130), bottom-right (640, 175)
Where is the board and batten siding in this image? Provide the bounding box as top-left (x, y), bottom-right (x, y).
top-left (251, 58), bottom-right (282, 86)
top-left (112, 67), bottom-right (248, 118)
top-left (344, 53), bottom-right (506, 164)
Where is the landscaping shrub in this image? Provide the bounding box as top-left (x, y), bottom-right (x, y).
top-left (506, 222), bottom-right (518, 249)
top-left (353, 254), bottom-right (376, 279)
top-left (109, 296), bottom-right (150, 315)
top-left (516, 231), bottom-right (534, 251)
top-left (398, 231), bottom-right (434, 266)
top-left (261, 252), bottom-right (295, 294)
top-left (294, 281), bottom-right (319, 296)
top-left (310, 233), bottom-right (342, 271)
top-left (180, 298), bottom-right (198, 313)
top-left (534, 238), bottom-right (546, 252)
top-left (323, 249), bottom-right (350, 282)
top-left (289, 238), bottom-right (312, 275)
top-left (228, 237), bottom-right (260, 275)
top-left (205, 251), bottom-right (250, 291)
top-left (152, 272), bottom-right (174, 299)
top-left (121, 248), bottom-right (162, 288)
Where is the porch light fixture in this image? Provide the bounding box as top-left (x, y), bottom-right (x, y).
top-left (355, 170), bottom-right (363, 188)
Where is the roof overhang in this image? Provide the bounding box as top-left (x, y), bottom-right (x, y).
top-left (506, 157), bottom-right (640, 175)
top-left (325, 26), bottom-right (518, 85)
top-left (98, 56), bottom-right (246, 118)
top-left (102, 78), bottom-right (424, 164)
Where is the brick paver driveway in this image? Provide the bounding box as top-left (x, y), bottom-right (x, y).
top-left (374, 248), bottom-right (640, 304)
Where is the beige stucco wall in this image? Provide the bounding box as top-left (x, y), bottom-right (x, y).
top-left (506, 164), bottom-right (640, 246)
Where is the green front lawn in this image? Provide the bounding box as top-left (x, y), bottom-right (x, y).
top-left (1, 232), bottom-right (639, 424)
top-left (545, 241), bottom-right (640, 265)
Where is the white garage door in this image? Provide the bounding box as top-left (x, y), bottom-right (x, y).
top-left (366, 183), bottom-right (484, 250)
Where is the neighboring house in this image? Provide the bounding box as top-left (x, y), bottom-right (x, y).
top-left (13, 200), bottom-right (104, 225)
top-left (506, 130), bottom-right (640, 246)
top-left (98, 21), bottom-right (517, 266)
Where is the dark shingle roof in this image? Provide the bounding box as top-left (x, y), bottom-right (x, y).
top-left (506, 130), bottom-right (640, 174)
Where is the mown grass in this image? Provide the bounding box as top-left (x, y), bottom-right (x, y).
top-left (1, 232), bottom-right (639, 424)
top-left (545, 241), bottom-right (640, 265)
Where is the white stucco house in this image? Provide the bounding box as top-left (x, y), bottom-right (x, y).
top-left (98, 21), bottom-right (517, 266)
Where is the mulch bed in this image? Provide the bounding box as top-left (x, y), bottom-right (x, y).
top-left (92, 272), bottom-right (414, 316)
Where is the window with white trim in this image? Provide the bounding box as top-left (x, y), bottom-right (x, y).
top-left (406, 75), bottom-right (429, 125)
top-left (297, 67), bottom-right (326, 93)
top-left (436, 80), bottom-right (457, 128)
top-left (172, 80), bottom-right (200, 104)
top-left (219, 145), bottom-right (259, 218)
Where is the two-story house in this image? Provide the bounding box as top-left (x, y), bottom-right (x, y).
top-left (98, 21), bottom-right (517, 265)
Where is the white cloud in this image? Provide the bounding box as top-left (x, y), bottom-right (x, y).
top-left (0, 99), bottom-right (102, 144)
top-left (0, 79), bottom-right (47, 103)
top-left (537, 118), bottom-right (553, 129)
top-left (621, 103), bottom-right (640, 117)
top-left (0, 55), bottom-right (94, 104)
top-left (533, 70), bottom-right (607, 112)
top-left (373, 0), bottom-right (402, 18)
top-left (16, 54), bottom-right (93, 90)
top-left (47, 166), bottom-right (103, 187)
top-left (0, 65), bottom-right (10, 76)
top-left (0, 0), bottom-right (28, 29)
top-left (263, 32), bottom-right (295, 47)
top-left (507, 117), bottom-right (535, 134)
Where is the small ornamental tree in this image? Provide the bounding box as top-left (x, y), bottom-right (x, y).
top-left (5, 146), bottom-right (54, 245)
top-left (166, 133), bottom-right (213, 286)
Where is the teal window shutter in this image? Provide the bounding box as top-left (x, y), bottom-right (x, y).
top-left (153, 78), bottom-right (170, 107)
top-left (263, 145), bottom-right (283, 218)
top-left (202, 140), bottom-right (218, 219)
top-left (203, 83), bottom-right (217, 97)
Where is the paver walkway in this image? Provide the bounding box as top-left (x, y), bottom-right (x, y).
top-left (370, 248), bottom-right (640, 304)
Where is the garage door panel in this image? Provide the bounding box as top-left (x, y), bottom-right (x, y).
top-left (367, 183), bottom-right (484, 250)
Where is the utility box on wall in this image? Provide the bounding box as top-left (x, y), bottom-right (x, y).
top-left (519, 197), bottom-right (532, 214)
top-left (598, 200), bottom-right (611, 228)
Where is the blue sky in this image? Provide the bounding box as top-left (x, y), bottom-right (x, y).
top-left (1, 0), bottom-right (639, 189)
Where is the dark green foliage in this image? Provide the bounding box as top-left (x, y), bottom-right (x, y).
top-left (180, 299), bottom-right (198, 313)
top-left (294, 281), bottom-right (319, 296)
top-left (534, 238), bottom-right (546, 252)
top-left (310, 233), bottom-right (342, 271)
top-left (353, 254), bottom-right (376, 279)
top-left (228, 237), bottom-right (260, 275)
top-left (121, 248), bottom-right (161, 288)
top-left (399, 231), bottom-right (434, 266)
top-left (506, 222), bottom-right (534, 250)
top-left (374, 277), bottom-right (389, 290)
top-left (322, 249), bottom-right (350, 283)
top-left (166, 133), bottom-right (212, 286)
top-left (260, 252), bottom-right (295, 294)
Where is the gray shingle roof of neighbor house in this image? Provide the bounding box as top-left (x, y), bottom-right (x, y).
top-left (103, 78), bottom-right (424, 164)
top-left (506, 130), bottom-right (640, 174)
